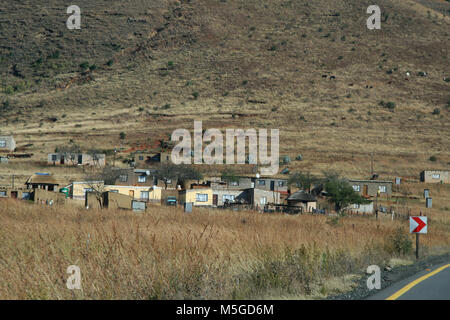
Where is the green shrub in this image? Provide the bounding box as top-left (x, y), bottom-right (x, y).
top-left (384, 228), bottom-right (412, 256)
top-left (432, 108), bottom-right (440, 115)
top-left (49, 50), bottom-right (60, 59)
top-left (79, 62), bottom-right (89, 70)
top-left (429, 155), bottom-right (437, 162)
top-left (379, 100), bottom-right (396, 110)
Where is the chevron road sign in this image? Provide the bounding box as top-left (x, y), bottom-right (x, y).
top-left (410, 216), bottom-right (427, 234)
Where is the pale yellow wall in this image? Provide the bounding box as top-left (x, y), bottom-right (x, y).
top-left (184, 188), bottom-right (212, 206)
top-left (72, 182), bottom-right (104, 198)
top-left (104, 185), bottom-right (161, 201)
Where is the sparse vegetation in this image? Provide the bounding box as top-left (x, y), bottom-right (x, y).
top-left (0, 200), bottom-right (447, 299)
top-left (379, 100), bottom-right (396, 110)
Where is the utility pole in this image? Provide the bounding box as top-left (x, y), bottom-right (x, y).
top-left (416, 211), bottom-right (422, 260)
top-left (12, 174), bottom-right (14, 189)
top-left (375, 189), bottom-right (379, 220)
top-left (370, 152), bottom-right (374, 175)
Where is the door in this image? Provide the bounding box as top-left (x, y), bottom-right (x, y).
top-left (363, 185), bottom-right (368, 196)
top-left (213, 194), bottom-right (218, 206)
top-left (78, 154), bottom-right (83, 164)
top-left (11, 191), bottom-right (18, 199)
top-left (129, 190), bottom-right (135, 198)
top-left (60, 157), bottom-right (65, 165)
top-left (270, 181), bottom-right (275, 191)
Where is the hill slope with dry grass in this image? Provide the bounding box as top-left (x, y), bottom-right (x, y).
top-left (0, 0), bottom-right (449, 182)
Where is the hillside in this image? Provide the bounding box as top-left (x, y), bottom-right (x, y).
top-left (0, 0), bottom-right (449, 184)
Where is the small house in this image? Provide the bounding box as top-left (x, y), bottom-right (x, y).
top-left (287, 190), bottom-right (317, 213)
top-left (252, 177), bottom-right (288, 192)
top-left (104, 185), bottom-right (161, 203)
top-left (86, 191), bottom-right (134, 210)
top-left (244, 188), bottom-right (281, 210)
top-left (0, 136), bottom-right (16, 152)
top-left (25, 173), bottom-right (59, 191)
top-left (179, 187), bottom-right (213, 207)
top-left (47, 153), bottom-right (106, 167)
top-left (348, 179), bottom-right (393, 197)
top-left (134, 151), bottom-right (172, 168)
top-left (65, 181), bottom-right (105, 201)
top-left (348, 201), bottom-right (374, 214)
top-left (0, 187), bottom-right (32, 200)
top-left (420, 170), bottom-right (449, 184)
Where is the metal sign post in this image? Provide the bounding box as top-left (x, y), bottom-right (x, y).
top-left (409, 216), bottom-right (427, 260)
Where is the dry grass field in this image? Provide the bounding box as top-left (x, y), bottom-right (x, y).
top-left (0, 193), bottom-right (448, 300)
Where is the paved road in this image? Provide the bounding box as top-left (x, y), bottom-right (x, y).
top-left (368, 261), bottom-right (450, 300)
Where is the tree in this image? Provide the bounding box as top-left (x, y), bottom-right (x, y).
top-left (323, 172), bottom-right (369, 214)
top-left (288, 172), bottom-right (317, 192)
top-left (155, 163), bottom-right (203, 189)
top-left (87, 148), bottom-right (103, 167)
top-left (84, 166), bottom-right (129, 208)
top-left (54, 143), bottom-right (82, 166)
top-left (221, 169), bottom-right (239, 184)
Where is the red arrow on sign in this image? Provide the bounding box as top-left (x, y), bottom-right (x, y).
top-left (412, 217), bottom-right (426, 233)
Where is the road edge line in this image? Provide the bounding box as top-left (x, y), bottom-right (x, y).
top-left (386, 263), bottom-right (450, 300)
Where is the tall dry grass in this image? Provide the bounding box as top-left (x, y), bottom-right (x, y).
top-left (0, 199), bottom-right (449, 299)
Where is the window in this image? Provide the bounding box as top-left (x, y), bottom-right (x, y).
top-left (22, 192), bottom-right (31, 200)
top-left (230, 181), bottom-right (239, 186)
top-left (138, 175), bottom-right (146, 183)
top-left (352, 185), bottom-right (360, 192)
top-left (110, 190), bottom-right (119, 193)
top-left (52, 154), bottom-right (57, 161)
top-left (119, 175), bottom-right (128, 182)
top-left (260, 197), bottom-right (267, 205)
top-left (223, 195), bottom-right (235, 202)
top-left (353, 204), bottom-right (360, 209)
top-left (0, 140), bottom-right (5, 148)
top-left (432, 174), bottom-right (440, 179)
top-left (196, 194), bottom-right (208, 202)
top-left (258, 180), bottom-right (266, 186)
top-left (378, 185), bottom-right (387, 193)
top-left (0, 191), bottom-right (6, 197)
top-left (83, 188), bottom-right (93, 195)
top-left (141, 191), bottom-right (149, 200)
top-left (278, 181), bottom-right (285, 187)
top-left (166, 179), bottom-right (172, 184)
top-left (138, 156), bottom-right (144, 161)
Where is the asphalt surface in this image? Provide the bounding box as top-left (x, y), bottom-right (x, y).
top-left (329, 253), bottom-right (450, 300)
top-left (368, 261), bottom-right (450, 300)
